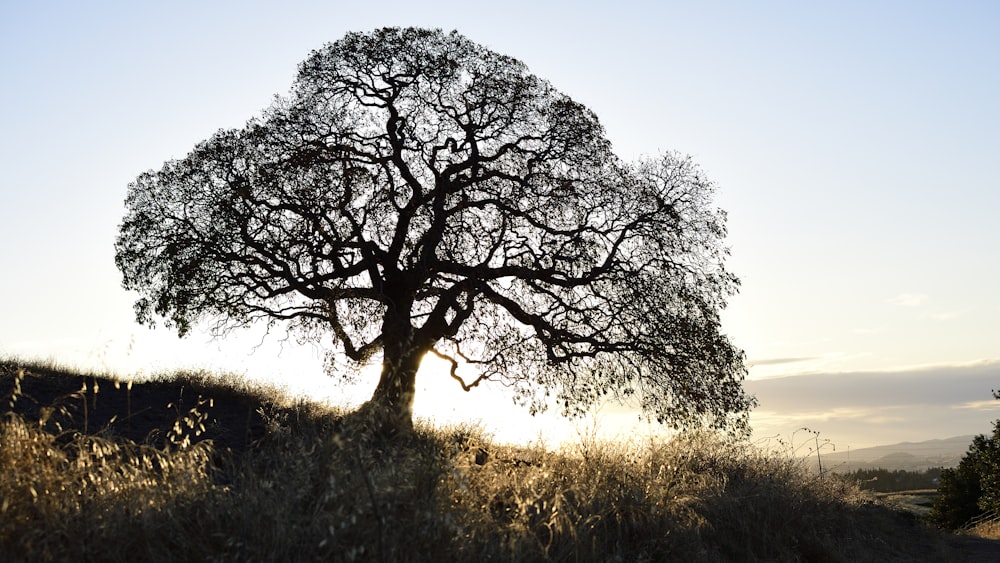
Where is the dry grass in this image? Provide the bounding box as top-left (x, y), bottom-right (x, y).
top-left (968, 519), bottom-right (1000, 541)
top-left (0, 358), bottom-right (983, 561)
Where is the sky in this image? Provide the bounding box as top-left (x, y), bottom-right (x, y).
top-left (1, 1), bottom-right (998, 450)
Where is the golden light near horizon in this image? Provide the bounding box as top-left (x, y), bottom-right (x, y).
top-left (20, 323), bottom-right (668, 448)
top-left (37, 320), bottom-right (1000, 452)
top-left (410, 352), bottom-right (671, 447)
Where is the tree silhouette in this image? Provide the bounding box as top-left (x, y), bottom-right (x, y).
top-left (931, 390), bottom-right (1000, 530)
top-left (115, 27), bottom-right (753, 436)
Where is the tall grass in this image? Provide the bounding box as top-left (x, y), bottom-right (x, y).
top-left (0, 359), bottom-right (970, 561)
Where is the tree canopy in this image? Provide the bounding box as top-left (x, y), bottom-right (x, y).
top-left (115, 27), bottom-right (754, 436)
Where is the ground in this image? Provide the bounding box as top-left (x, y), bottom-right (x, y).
top-left (3, 362), bottom-right (1000, 561)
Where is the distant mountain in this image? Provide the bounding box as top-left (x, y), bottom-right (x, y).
top-left (810, 435), bottom-right (976, 472)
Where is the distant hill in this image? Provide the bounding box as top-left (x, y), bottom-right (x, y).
top-left (813, 435), bottom-right (976, 472)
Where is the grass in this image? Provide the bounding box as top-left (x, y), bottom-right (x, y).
top-left (0, 357), bottom-right (993, 561)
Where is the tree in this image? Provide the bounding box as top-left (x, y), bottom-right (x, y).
top-left (115, 27), bottom-right (753, 437)
top-left (931, 391), bottom-right (1000, 530)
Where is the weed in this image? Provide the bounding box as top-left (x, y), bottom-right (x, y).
top-left (0, 358), bottom-right (981, 561)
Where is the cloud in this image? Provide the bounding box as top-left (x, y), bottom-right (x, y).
top-left (955, 400), bottom-right (1000, 412)
top-left (753, 406), bottom-right (907, 425)
top-left (887, 293), bottom-right (929, 307)
top-left (924, 311), bottom-right (962, 321)
top-left (749, 357), bottom-right (817, 366)
top-left (745, 360), bottom-right (1000, 448)
top-left (745, 360), bottom-right (1000, 412)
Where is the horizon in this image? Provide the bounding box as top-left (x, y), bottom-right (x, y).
top-left (0, 354), bottom-right (988, 457)
top-left (2, 2), bottom-right (999, 451)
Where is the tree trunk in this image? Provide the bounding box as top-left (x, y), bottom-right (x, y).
top-left (361, 345), bottom-right (422, 437)
top-left (340, 281), bottom-right (434, 438)
top-left (349, 308), bottom-right (426, 438)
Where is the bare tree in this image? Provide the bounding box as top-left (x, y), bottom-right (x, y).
top-left (115, 27), bottom-right (754, 437)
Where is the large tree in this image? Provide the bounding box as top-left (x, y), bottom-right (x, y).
top-left (115, 27), bottom-right (754, 437)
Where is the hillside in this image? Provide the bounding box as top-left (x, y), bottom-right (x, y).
top-left (2, 358), bottom-right (999, 561)
top-left (817, 436), bottom-right (975, 473)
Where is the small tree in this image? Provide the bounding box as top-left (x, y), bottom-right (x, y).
top-left (931, 391), bottom-right (1000, 530)
top-left (115, 27), bottom-right (753, 436)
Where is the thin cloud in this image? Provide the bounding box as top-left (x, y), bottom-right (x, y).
top-left (744, 360), bottom-right (1000, 412)
top-left (924, 311), bottom-right (962, 321)
top-left (753, 406), bottom-right (907, 424)
top-left (744, 360), bottom-right (1000, 447)
top-left (750, 402), bottom-right (998, 450)
top-left (749, 357), bottom-right (817, 366)
top-left (955, 400), bottom-right (1000, 411)
top-left (887, 293), bottom-right (929, 307)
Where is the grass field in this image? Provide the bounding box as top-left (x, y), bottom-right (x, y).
top-left (1, 358), bottom-right (996, 561)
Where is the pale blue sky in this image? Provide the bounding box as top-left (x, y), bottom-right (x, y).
top-left (2, 1), bottom-right (998, 448)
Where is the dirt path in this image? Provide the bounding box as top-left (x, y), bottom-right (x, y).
top-left (949, 535), bottom-right (1000, 562)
